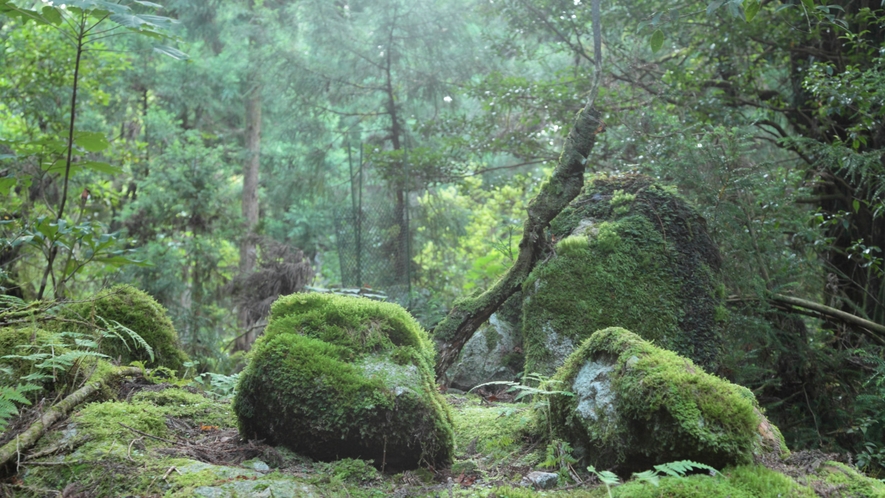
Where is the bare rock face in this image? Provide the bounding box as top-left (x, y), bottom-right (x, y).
top-left (446, 294), bottom-right (523, 390)
top-left (549, 327), bottom-right (788, 474)
top-left (523, 174), bottom-right (725, 376)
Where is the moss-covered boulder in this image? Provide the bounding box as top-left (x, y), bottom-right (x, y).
top-left (523, 174), bottom-right (724, 375)
top-left (549, 327), bottom-right (787, 474)
top-left (61, 284), bottom-right (189, 371)
top-left (233, 293), bottom-right (454, 470)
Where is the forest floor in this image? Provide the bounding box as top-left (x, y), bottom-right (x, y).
top-left (0, 373), bottom-right (882, 497)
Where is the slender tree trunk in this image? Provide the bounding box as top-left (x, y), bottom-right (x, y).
top-left (37, 14), bottom-right (85, 300)
top-left (235, 12), bottom-right (263, 351)
top-left (383, 18), bottom-right (409, 289)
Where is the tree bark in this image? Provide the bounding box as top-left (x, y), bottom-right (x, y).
top-left (433, 106), bottom-right (604, 381)
top-left (0, 367), bottom-right (143, 471)
top-left (235, 8), bottom-right (263, 352)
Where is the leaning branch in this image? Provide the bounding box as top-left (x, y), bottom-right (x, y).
top-left (769, 294), bottom-right (885, 338)
top-left (433, 107), bottom-right (605, 380)
top-left (0, 366), bottom-right (143, 470)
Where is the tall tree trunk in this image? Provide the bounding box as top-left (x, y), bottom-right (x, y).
top-left (235, 19), bottom-right (263, 352)
top-left (383, 18), bottom-right (409, 290)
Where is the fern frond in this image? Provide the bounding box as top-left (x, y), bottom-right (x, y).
top-left (36, 350), bottom-right (109, 370)
top-left (653, 460), bottom-right (719, 478)
top-left (0, 384), bottom-right (35, 433)
top-left (632, 469), bottom-right (660, 486)
top-left (100, 318), bottom-right (154, 362)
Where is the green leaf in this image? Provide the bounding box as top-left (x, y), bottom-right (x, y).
top-left (800, 0), bottom-right (813, 9)
top-left (650, 29), bottom-right (665, 52)
top-left (74, 131), bottom-right (110, 152)
top-left (153, 44), bottom-right (189, 60)
top-left (81, 161), bottom-right (123, 175)
top-left (0, 178), bottom-right (15, 196)
top-left (853, 199), bottom-right (861, 212)
top-left (744, 0), bottom-right (761, 21)
top-left (707, 0), bottom-right (727, 14)
top-left (40, 5), bottom-right (63, 24)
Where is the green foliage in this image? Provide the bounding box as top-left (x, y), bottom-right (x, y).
top-left (631, 460), bottom-right (720, 487)
top-left (191, 371), bottom-right (240, 401)
top-left (0, 382), bottom-right (37, 432)
top-left (540, 439), bottom-right (578, 483)
top-left (470, 372), bottom-right (574, 442)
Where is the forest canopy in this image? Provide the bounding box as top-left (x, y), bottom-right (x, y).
top-left (1, 0), bottom-right (885, 476)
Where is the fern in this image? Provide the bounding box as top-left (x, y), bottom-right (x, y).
top-left (192, 372), bottom-right (240, 400)
top-left (587, 464), bottom-right (621, 498)
top-left (36, 350), bottom-right (109, 371)
top-left (0, 384), bottom-right (39, 433)
top-left (654, 460), bottom-right (718, 478)
top-left (632, 460), bottom-right (720, 487)
top-left (99, 318), bottom-right (154, 363)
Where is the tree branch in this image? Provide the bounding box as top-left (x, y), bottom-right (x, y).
top-left (0, 367), bottom-right (143, 471)
top-left (770, 293), bottom-right (885, 338)
top-left (432, 106), bottom-right (604, 381)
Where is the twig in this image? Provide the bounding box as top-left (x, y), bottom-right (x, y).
top-left (118, 422), bottom-right (177, 445)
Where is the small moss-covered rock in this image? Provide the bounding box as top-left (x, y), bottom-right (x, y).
top-left (549, 327), bottom-right (787, 474)
top-left (233, 293), bottom-right (453, 469)
top-left (62, 284), bottom-right (189, 371)
top-left (523, 174), bottom-right (723, 375)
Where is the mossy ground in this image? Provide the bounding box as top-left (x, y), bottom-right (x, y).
top-left (523, 175), bottom-right (723, 375)
top-left (5, 375), bottom-right (884, 497)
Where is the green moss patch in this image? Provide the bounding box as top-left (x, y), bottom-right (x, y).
top-left (523, 175), bottom-right (722, 375)
top-left (549, 327), bottom-right (786, 473)
top-left (234, 293), bottom-right (453, 470)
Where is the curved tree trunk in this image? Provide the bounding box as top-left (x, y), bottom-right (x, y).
top-left (433, 105), bottom-right (605, 381)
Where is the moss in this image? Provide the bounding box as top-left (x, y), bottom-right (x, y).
top-left (60, 284), bottom-right (189, 371)
top-left (265, 292), bottom-right (434, 367)
top-left (606, 465), bottom-right (816, 497)
top-left (234, 293), bottom-right (453, 469)
top-left (808, 461), bottom-right (885, 497)
top-left (524, 175), bottom-right (723, 376)
top-left (451, 394), bottom-right (536, 458)
top-left (549, 328), bottom-right (784, 473)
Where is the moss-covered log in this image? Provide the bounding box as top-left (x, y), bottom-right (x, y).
top-left (433, 106), bottom-right (605, 380)
top-left (0, 366), bottom-right (142, 471)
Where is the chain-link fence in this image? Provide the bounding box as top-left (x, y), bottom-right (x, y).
top-left (334, 191), bottom-right (412, 306)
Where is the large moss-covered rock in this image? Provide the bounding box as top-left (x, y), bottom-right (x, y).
top-left (523, 174), bottom-right (724, 375)
top-left (62, 284), bottom-right (189, 371)
top-left (233, 293), bottom-right (454, 469)
top-left (549, 327), bottom-right (787, 474)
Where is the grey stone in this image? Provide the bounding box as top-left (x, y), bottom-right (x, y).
top-left (525, 471), bottom-right (559, 490)
top-left (447, 312), bottom-right (520, 391)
